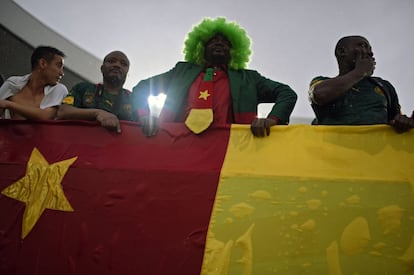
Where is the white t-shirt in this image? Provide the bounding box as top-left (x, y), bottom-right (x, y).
top-left (0, 74), bottom-right (68, 118)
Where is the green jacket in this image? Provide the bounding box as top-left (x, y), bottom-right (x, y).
top-left (65, 82), bottom-right (137, 121)
top-left (132, 62), bottom-right (297, 124)
top-left (310, 76), bottom-right (401, 125)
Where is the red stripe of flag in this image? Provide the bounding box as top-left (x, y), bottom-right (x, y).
top-left (0, 120), bottom-right (230, 275)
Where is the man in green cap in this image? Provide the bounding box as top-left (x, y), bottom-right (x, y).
top-left (133, 17), bottom-right (297, 137)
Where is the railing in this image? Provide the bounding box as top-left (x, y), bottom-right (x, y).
top-left (1, 120), bottom-right (413, 275)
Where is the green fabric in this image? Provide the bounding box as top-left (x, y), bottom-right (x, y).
top-left (132, 62), bottom-right (297, 124)
top-left (310, 76), bottom-right (400, 125)
top-left (369, 77), bottom-right (402, 120)
top-left (204, 68), bottom-right (214, 81)
top-left (68, 82), bottom-right (137, 121)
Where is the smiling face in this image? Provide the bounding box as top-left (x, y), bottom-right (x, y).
top-left (101, 51), bottom-right (130, 87)
top-left (203, 34), bottom-right (232, 65)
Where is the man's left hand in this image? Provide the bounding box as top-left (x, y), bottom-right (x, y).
top-left (390, 113), bottom-right (414, 133)
top-left (250, 118), bottom-right (277, 137)
top-left (0, 99), bottom-right (9, 109)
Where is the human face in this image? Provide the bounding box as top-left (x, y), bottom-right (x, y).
top-left (42, 54), bottom-right (64, 85)
top-left (101, 51), bottom-right (129, 87)
top-left (204, 34), bottom-right (232, 65)
top-left (344, 37), bottom-right (375, 67)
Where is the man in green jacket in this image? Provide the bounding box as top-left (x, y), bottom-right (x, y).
top-left (309, 35), bottom-right (414, 132)
top-left (133, 17), bottom-right (297, 137)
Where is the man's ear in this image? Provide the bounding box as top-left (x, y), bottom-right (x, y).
top-left (39, 58), bottom-right (48, 69)
top-left (100, 65), bottom-right (104, 74)
top-left (337, 46), bottom-right (346, 57)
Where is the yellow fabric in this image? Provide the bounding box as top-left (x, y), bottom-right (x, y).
top-left (202, 125), bottom-right (414, 275)
top-left (308, 79), bottom-right (324, 102)
top-left (62, 95), bottom-right (74, 105)
top-left (185, 108), bottom-right (213, 134)
top-left (199, 90), bottom-right (211, 100)
top-left (1, 148), bottom-right (77, 238)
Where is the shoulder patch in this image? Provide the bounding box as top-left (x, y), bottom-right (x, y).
top-left (310, 79), bottom-right (325, 88)
top-left (62, 96), bottom-right (74, 105)
top-left (374, 86), bottom-right (385, 96)
top-left (308, 79), bottom-right (325, 102)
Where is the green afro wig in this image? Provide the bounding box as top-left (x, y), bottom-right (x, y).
top-left (183, 17), bottom-right (252, 70)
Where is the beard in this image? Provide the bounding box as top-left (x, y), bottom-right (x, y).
top-left (209, 54), bottom-right (230, 65)
top-left (104, 75), bottom-right (124, 87)
top-left (204, 49), bottom-right (231, 65)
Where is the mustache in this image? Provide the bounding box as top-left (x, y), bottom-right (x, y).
top-left (110, 68), bottom-right (123, 74)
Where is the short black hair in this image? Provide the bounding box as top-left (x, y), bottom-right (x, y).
top-left (0, 74), bottom-right (4, 87)
top-left (334, 35), bottom-right (367, 58)
top-left (31, 46), bottom-right (65, 70)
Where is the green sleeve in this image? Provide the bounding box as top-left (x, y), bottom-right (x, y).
top-left (309, 76), bottom-right (329, 88)
top-left (66, 82), bottom-right (88, 107)
top-left (252, 71), bottom-right (297, 124)
top-left (131, 62), bottom-right (201, 119)
top-left (132, 68), bottom-right (175, 118)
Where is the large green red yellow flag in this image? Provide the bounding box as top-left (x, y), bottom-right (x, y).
top-left (0, 120), bottom-right (413, 274)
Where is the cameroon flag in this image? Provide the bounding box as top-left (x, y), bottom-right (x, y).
top-left (0, 120), bottom-right (413, 275)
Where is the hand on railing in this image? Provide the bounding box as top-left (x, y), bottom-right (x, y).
top-left (96, 110), bottom-right (121, 133)
top-left (390, 112), bottom-right (414, 133)
top-left (250, 117), bottom-right (278, 137)
top-left (140, 115), bottom-right (159, 137)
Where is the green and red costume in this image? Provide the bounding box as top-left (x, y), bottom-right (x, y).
top-left (133, 17), bottom-right (297, 127)
top-left (133, 62), bottom-right (296, 125)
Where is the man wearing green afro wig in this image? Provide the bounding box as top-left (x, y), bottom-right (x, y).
top-left (133, 17), bottom-right (297, 137)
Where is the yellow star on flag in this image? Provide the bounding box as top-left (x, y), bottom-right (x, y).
top-left (198, 90), bottom-right (211, 100)
top-left (1, 147), bottom-right (77, 238)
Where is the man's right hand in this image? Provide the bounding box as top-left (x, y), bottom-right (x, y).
top-left (140, 115), bottom-right (159, 137)
top-left (354, 50), bottom-right (376, 78)
top-left (250, 118), bottom-right (278, 137)
top-left (96, 110), bottom-right (121, 133)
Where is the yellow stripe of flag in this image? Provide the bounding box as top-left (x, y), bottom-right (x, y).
top-left (202, 125), bottom-right (414, 275)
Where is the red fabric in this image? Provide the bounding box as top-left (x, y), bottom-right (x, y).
top-left (183, 70), bottom-right (232, 124)
top-left (234, 111), bottom-right (257, 124)
top-left (211, 70), bottom-right (232, 124)
top-left (0, 120), bottom-right (230, 275)
top-left (188, 73), bottom-right (213, 109)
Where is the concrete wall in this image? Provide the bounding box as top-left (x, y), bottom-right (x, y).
top-left (0, 0), bottom-right (102, 90)
top-left (0, 25), bottom-right (87, 90)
